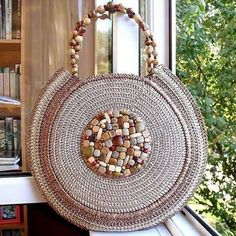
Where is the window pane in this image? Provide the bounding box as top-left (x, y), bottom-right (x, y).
top-left (95, 0), bottom-right (112, 74)
top-left (176, 1), bottom-right (236, 235)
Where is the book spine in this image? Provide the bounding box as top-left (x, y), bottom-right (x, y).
top-left (12, 119), bottom-right (17, 151)
top-left (13, 119), bottom-right (20, 153)
top-left (1, 0), bottom-right (6, 39)
top-left (14, 64), bottom-right (20, 99)
top-left (3, 67), bottom-right (10, 97)
top-left (0, 1), bottom-right (2, 38)
top-left (11, 0), bottom-right (20, 39)
top-left (5, 117), bottom-right (13, 150)
top-left (11, 0), bottom-right (16, 39)
top-left (17, 0), bottom-right (21, 39)
top-left (9, 66), bottom-right (15, 98)
top-left (0, 68), bottom-right (3, 96)
top-left (5, 0), bottom-right (12, 39)
top-left (0, 119), bottom-right (5, 150)
top-left (12, 229), bottom-right (21, 236)
top-left (17, 119), bottom-right (20, 151)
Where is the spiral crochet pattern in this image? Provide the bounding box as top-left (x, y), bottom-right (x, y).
top-left (28, 64), bottom-right (207, 231)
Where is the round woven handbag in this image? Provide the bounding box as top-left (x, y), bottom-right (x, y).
top-left (28, 2), bottom-right (207, 232)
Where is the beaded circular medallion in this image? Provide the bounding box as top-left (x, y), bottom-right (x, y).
top-left (81, 109), bottom-right (152, 177)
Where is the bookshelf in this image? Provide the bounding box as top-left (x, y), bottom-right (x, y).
top-left (2, 0), bottom-right (88, 235)
top-left (0, 1), bottom-right (28, 235)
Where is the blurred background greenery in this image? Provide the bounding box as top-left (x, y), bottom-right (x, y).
top-left (176, 1), bottom-right (236, 235)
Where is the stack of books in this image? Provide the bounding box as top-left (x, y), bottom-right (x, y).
top-left (0, 115), bottom-right (21, 172)
top-left (0, 0), bottom-right (21, 39)
top-left (0, 230), bottom-right (22, 236)
top-left (0, 65), bottom-right (20, 99)
top-left (0, 153), bottom-right (20, 171)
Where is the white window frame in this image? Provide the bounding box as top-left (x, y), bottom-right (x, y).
top-left (0, 1), bottom-right (219, 235)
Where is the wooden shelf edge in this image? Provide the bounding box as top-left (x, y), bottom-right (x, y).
top-left (0, 103), bottom-right (21, 108)
top-left (0, 39), bottom-right (21, 44)
top-left (0, 103), bottom-right (21, 117)
top-left (0, 223), bottom-right (24, 229)
top-left (0, 40), bottom-right (21, 53)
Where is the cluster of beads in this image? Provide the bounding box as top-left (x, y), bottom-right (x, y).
top-left (69, 1), bottom-right (159, 77)
top-left (81, 109), bottom-right (152, 178)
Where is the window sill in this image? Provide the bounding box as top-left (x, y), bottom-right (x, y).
top-left (0, 175), bottom-right (220, 235)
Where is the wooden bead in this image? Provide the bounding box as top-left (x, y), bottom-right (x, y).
top-left (128, 14), bottom-right (133, 18)
top-left (153, 59), bottom-right (159, 65)
top-left (83, 17), bottom-right (91, 25)
top-left (71, 58), bottom-right (76, 64)
top-left (109, 5), bottom-right (116, 13)
top-left (151, 41), bottom-right (157, 47)
top-left (139, 21), bottom-right (146, 30)
top-left (146, 57), bottom-right (153, 64)
top-left (147, 67), bottom-right (152, 73)
top-left (133, 14), bottom-right (142, 23)
top-left (117, 3), bottom-right (126, 13)
top-left (128, 12), bottom-right (135, 18)
top-left (73, 30), bottom-right (78, 36)
top-left (144, 30), bottom-right (150, 37)
top-left (145, 39), bottom-right (152, 46)
top-left (107, 1), bottom-right (113, 10)
top-left (109, 6), bottom-right (116, 13)
top-left (71, 39), bottom-right (76, 46)
top-left (79, 27), bottom-right (86, 34)
top-left (73, 64), bottom-right (79, 68)
top-left (152, 50), bottom-right (158, 57)
top-left (143, 24), bottom-right (149, 31)
top-left (74, 54), bottom-right (80, 60)
top-left (75, 45), bottom-right (81, 51)
top-left (72, 67), bottom-right (78, 73)
top-left (104, 4), bottom-right (109, 11)
top-left (89, 10), bottom-right (96, 18)
top-left (146, 47), bottom-right (153, 55)
top-left (69, 48), bottom-right (76, 55)
top-left (126, 8), bottom-right (133, 14)
top-left (76, 21), bottom-right (81, 28)
top-left (97, 5), bottom-right (105, 14)
top-left (75, 35), bottom-right (83, 43)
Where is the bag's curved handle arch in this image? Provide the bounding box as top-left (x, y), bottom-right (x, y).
top-left (69, 2), bottom-right (159, 77)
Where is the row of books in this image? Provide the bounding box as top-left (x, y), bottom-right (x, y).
top-left (0, 117), bottom-right (21, 172)
top-left (0, 230), bottom-right (21, 236)
top-left (0, 117), bottom-right (20, 151)
top-left (0, 65), bottom-right (20, 99)
top-left (0, 0), bottom-right (21, 39)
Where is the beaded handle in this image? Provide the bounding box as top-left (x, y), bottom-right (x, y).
top-left (69, 2), bottom-right (159, 77)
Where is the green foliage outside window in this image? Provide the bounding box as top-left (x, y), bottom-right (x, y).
top-left (176, 1), bottom-right (236, 235)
